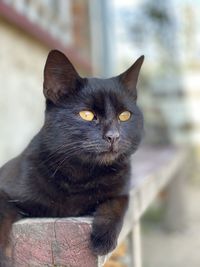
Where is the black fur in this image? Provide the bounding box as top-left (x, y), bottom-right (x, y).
top-left (0, 50), bottom-right (144, 264)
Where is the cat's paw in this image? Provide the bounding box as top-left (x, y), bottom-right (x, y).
top-left (90, 227), bottom-right (118, 255)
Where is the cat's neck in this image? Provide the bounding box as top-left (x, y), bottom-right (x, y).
top-left (39, 152), bottom-right (121, 183)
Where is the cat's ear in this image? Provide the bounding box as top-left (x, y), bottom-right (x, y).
top-left (43, 50), bottom-right (81, 103)
top-left (118, 55), bottom-right (144, 100)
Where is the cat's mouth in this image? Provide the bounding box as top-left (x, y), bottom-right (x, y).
top-left (80, 142), bottom-right (122, 164)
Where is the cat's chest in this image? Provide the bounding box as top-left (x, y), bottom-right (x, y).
top-left (61, 168), bottom-right (128, 196)
top-left (46, 169), bottom-right (129, 217)
top-left (21, 163), bottom-right (130, 218)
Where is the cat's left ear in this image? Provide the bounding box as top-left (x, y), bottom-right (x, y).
top-left (118, 55), bottom-right (144, 100)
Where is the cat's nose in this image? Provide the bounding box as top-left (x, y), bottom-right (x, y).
top-left (104, 130), bottom-right (120, 144)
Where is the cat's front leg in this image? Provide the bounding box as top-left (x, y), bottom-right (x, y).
top-left (0, 191), bottom-right (20, 267)
top-left (91, 195), bottom-right (129, 255)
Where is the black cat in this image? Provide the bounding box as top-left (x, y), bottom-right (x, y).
top-left (0, 50), bottom-right (144, 265)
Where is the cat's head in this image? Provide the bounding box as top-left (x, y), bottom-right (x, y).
top-left (42, 50), bottom-right (144, 165)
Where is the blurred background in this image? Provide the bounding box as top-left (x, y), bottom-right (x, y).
top-left (0, 0), bottom-right (200, 266)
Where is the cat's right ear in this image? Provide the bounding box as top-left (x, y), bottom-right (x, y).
top-left (118, 55), bottom-right (144, 100)
top-left (43, 50), bottom-right (81, 103)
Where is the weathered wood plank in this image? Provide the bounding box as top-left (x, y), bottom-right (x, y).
top-left (10, 147), bottom-right (187, 267)
top-left (129, 146), bottom-right (187, 222)
top-left (164, 166), bottom-right (188, 231)
top-left (128, 221), bottom-right (142, 267)
top-left (12, 218), bottom-right (96, 267)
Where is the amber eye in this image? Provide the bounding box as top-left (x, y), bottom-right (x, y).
top-left (119, 111), bottom-right (131, 122)
top-left (79, 111), bottom-right (95, 121)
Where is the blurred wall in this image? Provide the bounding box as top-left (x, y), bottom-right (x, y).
top-left (0, 0), bottom-right (92, 167)
top-left (0, 18), bottom-right (47, 165)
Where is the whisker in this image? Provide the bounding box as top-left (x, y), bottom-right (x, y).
top-left (40, 142), bottom-right (84, 165)
top-left (51, 147), bottom-right (83, 177)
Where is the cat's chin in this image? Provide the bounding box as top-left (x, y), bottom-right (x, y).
top-left (76, 150), bottom-right (120, 165)
top-left (94, 151), bottom-right (121, 165)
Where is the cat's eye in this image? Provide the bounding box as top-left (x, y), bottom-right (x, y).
top-left (79, 110), bottom-right (95, 121)
top-left (119, 111), bottom-right (131, 122)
